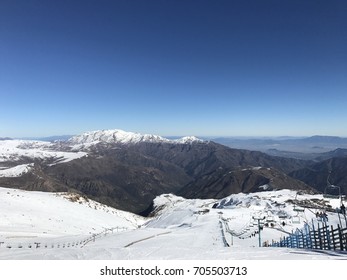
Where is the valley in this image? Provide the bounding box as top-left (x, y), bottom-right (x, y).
top-left (1, 129), bottom-right (337, 214)
top-left (1, 129), bottom-right (347, 260)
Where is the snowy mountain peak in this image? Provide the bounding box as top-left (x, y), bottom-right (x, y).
top-left (69, 129), bottom-right (205, 146)
top-left (68, 129), bottom-right (171, 145)
top-left (174, 136), bottom-right (205, 144)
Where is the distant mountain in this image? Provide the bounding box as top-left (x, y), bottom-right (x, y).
top-left (0, 137), bottom-right (12, 141)
top-left (68, 129), bottom-right (205, 147)
top-left (299, 135), bottom-right (347, 144)
top-left (289, 157), bottom-right (347, 196)
top-left (20, 135), bottom-right (74, 142)
top-left (178, 166), bottom-right (314, 199)
top-left (0, 129), bottom-right (315, 214)
top-left (265, 149), bottom-right (316, 160)
top-left (68, 129), bottom-right (171, 145)
top-left (38, 135), bottom-right (74, 142)
top-left (314, 148), bottom-right (347, 161)
top-left (212, 135), bottom-right (347, 154)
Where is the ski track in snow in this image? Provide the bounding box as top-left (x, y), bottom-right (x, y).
top-left (0, 188), bottom-right (346, 260)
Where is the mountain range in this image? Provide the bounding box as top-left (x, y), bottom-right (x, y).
top-left (1, 129), bottom-right (346, 214)
top-left (212, 135), bottom-right (347, 156)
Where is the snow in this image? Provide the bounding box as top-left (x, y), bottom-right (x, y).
top-left (0, 163), bottom-right (33, 177)
top-left (173, 136), bottom-right (205, 144)
top-left (241, 166), bottom-right (263, 171)
top-left (0, 140), bottom-right (87, 177)
top-left (0, 187), bottom-right (145, 250)
top-left (0, 140), bottom-right (86, 163)
top-left (258, 184), bottom-right (271, 190)
top-left (68, 129), bottom-right (205, 148)
top-left (69, 129), bottom-right (172, 145)
top-left (0, 188), bottom-right (346, 260)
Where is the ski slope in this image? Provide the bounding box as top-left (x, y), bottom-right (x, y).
top-left (0, 188), bottom-right (346, 260)
top-left (0, 187), bottom-right (145, 253)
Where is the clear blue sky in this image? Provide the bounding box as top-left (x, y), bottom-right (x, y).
top-left (1, 0), bottom-right (347, 138)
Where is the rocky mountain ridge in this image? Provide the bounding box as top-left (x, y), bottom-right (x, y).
top-left (68, 129), bottom-right (205, 148)
top-left (0, 129), bottom-right (344, 214)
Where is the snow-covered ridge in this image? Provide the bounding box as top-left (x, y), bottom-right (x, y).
top-left (0, 140), bottom-right (86, 163)
top-left (0, 130), bottom-right (204, 177)
top-left (69, 129), bottom-right (171, 145)
top-left (0, 163), bottom-right (34, 178)
top-left (174, 136), bottom-right (204, 144)
top-left (68, 129), bottom-right (205, 146)
top-left (0, 140), bottom-right (87, 177)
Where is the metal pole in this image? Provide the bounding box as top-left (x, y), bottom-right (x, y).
top-left (258, 219), bottom-right (261, 247)
top-left (338, 212), bottom-right (342, 228)
top-left (252, 216), bottom-right (265, 247)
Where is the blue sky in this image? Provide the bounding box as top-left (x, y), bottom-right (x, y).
top-left (1, 0), bottom-right (347, 138)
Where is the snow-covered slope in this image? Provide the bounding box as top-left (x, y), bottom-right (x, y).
top-left (0, 187), bottom-right (145, 240)
top-left (0, 140), bottom-right (87, 177)
top-left (0, 163), bottom-right (34, 177)
top-left (0, 140), bottom-right (86, 164)
top-left (1, 188), bottom-right (345, 260)
top-left (68, 129), bottom-right (205, 147)
top-left (215, 190), bottom-right (342, 238)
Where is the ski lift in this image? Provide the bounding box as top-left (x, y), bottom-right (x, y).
top-left (293, 205), bottom-right (305, 212)
top-left (292, 215), bottom-right (300, 224)
top-left (292, 207), bottom-right (304, 224)
top-left (266, 211), bottom-right (275, 222)
top-left (323, 171), bottom-right (341, 199)
top-left (292, 194), bottom-right (303, 224)
top-left (293, 192), bottom-right (305, 212)
top-left (278, 211), bottom-right (288, 219)
top-left (266, 215), bottom-right (274, 222)
top-left (324, 184), bottom-right (341, 199)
